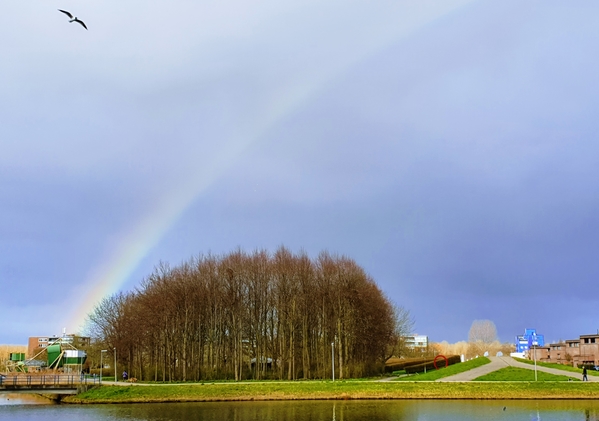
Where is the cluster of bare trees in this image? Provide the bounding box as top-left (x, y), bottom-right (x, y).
top-left (86, 248), bottom-right (402, 381)
top-left (433, 319), bottom-right (514, 359)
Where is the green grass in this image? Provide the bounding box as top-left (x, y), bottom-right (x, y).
top-left (475, 367), bottom-right (579, 382)
top-left (395, 357), bottom-right (491, 381)
top-left (63, 381), bottom-right (599, 404)
top-left (514, 358), bottom-right (599, 376)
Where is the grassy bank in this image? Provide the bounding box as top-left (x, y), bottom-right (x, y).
top-left (64, 381), bottom-right (599, 404)
top-left (395, 357), bottom-right (491, 381)
top-left (475, 367), bottom-right (579, 382)
top-left (514, 358), bottom-right (599, 377)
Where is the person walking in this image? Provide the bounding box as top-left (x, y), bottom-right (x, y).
top-left (582, 366), bottom-right (588, 381)
top-left (123, 371), bottom-right (128, 381)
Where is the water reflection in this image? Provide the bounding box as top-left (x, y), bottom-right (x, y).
top-left (0, 399), bottom-right (599, 420)
top-left (586, 408), bottom-right (599, 421)
top-left (0, 393), bottom-right (56, 406)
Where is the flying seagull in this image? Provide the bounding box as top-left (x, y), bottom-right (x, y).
top-left (58, 9), bottom-right (88, 30)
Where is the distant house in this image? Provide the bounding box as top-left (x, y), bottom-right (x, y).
top-left (526, 333), bottom-right (599, 367)
top-left (404, 334), bottom-right (428, 351)
top-left (27, 334), bottom-right (90, 358)
top-left (563, 339), bottom-right (580, 364)
top-left (578, 334), bottom-right (599, 366)
top-left (548, 342), bottom-right (567, 364)
top-left (527, 345), bottom-right (549, 362)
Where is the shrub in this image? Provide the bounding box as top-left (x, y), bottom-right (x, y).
top-left (384, 357), bottom-right (431, 373)
top-left (405, 355), bottom-right (461, 374)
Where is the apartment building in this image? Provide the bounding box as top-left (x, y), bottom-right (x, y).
top-left (27, 334), bottom-right (90, 358)
top-left (527, 333), bottom-right (599, 367)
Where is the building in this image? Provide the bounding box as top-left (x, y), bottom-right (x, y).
top-left (528, 345), bottom-right (549, 362)
top-left (526, 333), bottom-right (599, 367)
top-left (547, 342), bottom-right (568, 364)
top-left (27, 334), bottom-right (90, 358)
top-left (578, 334), bottom-right (599, 366)
top-left (405, 334), bottom-right (428, 349)
top-left (515, 328), bottom-right (545, 353)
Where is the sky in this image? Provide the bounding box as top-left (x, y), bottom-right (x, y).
top-left (2, 0), bottom-right (599, 345)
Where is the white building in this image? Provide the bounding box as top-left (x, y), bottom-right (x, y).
top-left (405, 334), bottom-right (428, 349)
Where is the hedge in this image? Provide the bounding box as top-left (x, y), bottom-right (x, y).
top-left (405, 355), bottom-right (461, 374)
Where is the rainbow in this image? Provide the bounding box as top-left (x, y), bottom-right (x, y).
top-left (65, 0), bottom-right (476, 333)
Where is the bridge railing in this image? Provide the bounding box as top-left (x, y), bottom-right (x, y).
top-left (0, 374), bottom-right (103, 387)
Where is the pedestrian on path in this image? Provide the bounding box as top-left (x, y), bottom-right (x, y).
top-left (583, 366), bottom-right (588, 381)
top-left (123, 371), bottom-right (128, 381)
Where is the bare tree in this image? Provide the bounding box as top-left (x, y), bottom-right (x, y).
top-left (386, 305), bottom-right (415, 359)
top-left (467, 319), bottom-right (498, 357)
top-left (468, 320), bottom-right (498, 343)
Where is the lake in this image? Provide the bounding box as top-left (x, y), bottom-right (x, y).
top-left (1, 396), bottom-right (599, 420)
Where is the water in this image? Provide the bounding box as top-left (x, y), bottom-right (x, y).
top-left (1, 398), bottom-right (599, 420)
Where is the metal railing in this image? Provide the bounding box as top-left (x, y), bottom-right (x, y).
top-left (0, 374), bottom-right (102, 388)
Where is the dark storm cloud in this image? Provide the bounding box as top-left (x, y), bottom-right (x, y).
top-left (2, 0), bottom-right (599, 345)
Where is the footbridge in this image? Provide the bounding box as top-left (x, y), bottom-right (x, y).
top-left (0, 374), bottom-right (101, 395)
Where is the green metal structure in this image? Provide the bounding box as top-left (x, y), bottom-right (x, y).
top-left (4, 339), bottom-right (87, 373)
top-left (9, 353), bottom-right (25, 362)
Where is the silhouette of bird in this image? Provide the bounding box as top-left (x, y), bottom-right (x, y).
top-left (58, 9), bottom-right (88, 30)
top-left (503, 406), bottom-right (506, 411)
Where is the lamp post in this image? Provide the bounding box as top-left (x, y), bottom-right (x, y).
top-left (114, 348), bottom-right (117, 382)
top-left (331, 342), bottom-right (335, 382)
top-left (100, 349), bottom-right (107, 384)
top-left (532, 334), bottom-right (538, 382)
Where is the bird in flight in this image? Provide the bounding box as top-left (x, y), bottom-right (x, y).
top-left (58, 9), bottom-right (88, 30)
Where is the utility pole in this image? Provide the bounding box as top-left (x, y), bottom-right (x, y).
top-left (114, 348), bottom-right (117, 382)
top-left (533, 334), bottom-right (538, 382)
top-left (331, 342), bottom-right (335, 382)
top-left (100, 350), bottom-right (107, 384)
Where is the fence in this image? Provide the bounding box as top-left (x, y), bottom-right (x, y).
top-left (0, 374), bottom-right (102, 388)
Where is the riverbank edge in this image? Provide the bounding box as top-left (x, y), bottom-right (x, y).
top-left (63, 382), bottom-right (599, 404)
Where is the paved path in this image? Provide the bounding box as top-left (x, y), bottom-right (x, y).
top-left (438, 356), bottom-right (598, 382)
top-left (499, 357), bottom-right (599, 382)
top-left (438, 356), bottom-right (509, 382)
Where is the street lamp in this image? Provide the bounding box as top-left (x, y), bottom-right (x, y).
top-left (100, 350), bottom-right (107, 384)
top-left (532, 334), bottom-right (538, 382)
top-left (331, 342), bottom-right (335, 382)
top-left (114, 348), bottom-right (117, 382)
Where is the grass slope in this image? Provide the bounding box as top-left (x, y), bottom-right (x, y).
top-left (395, 357), bottom-right (491, 381)
top-left (475, 367), bottom-right (579, 382)
top-left (64, 381), bottom-right (599, 404)
top-left (514, 358), bottom-right (599, 377)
